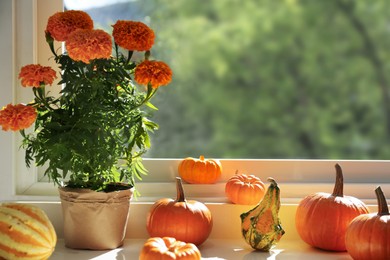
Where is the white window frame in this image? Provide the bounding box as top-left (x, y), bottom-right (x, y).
top-left (1, 0), bottom-right (389, 204)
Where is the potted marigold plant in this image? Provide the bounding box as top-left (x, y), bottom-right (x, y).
top-left (0, 10), bottom-right (172, 250)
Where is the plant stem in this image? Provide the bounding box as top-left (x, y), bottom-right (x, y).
top-left (45, 31), bottom-right (58, 58)
top-left (332, 163), bottom-right (344, 197)
top-left (131, 86), bottom-right (158, 111)
top-left (175, 177), bottom-right (186, 202)
top-left (375, 186), bottom-right (389, 216)
top-left (33, 87), bottom-right (54, 111)
top-left (126, 50), bottom-right (134, 64)
top-left (115, 43), bottom-right (119, 62)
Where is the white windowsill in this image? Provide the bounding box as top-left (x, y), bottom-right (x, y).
top-left (51, 239), bottom-right (351, 260)
top-left (23, 201), bottom-right (376, 260)
top-left (14, 159), bottom-right (390, 205)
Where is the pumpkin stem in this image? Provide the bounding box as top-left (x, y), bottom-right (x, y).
top-left (199, 155), bottom-right (205, 161)
top-left (332, 164), bottom-right (344, 197)
top-left (175, 177), bottom-right (186, 202)
top-left (375, 186), bottom-right (389, 216)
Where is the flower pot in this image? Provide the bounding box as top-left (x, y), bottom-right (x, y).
top-left (58, 185), bottom-right (133, 250)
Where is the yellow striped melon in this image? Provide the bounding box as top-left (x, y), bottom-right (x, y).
top-left (0, 203), bottom-right (57, 260)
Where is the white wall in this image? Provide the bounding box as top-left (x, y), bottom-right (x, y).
top-left (0, 0), bottom-right (62, 201)
top-left (0, 1), bottom-right (15, 201)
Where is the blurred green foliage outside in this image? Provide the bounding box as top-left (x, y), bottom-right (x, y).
top-left (70, 0), bottom-right (390, 159)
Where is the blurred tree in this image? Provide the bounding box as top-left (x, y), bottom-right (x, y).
top-left (72, 0), bottom-right (390, 159)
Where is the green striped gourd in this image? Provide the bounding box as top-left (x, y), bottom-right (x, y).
top-left (240, 178), bottom-right (285, 251)
top-left (0, 203), bottom-right (57, 260)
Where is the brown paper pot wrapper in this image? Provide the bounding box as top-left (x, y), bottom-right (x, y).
top-left (59, 186), bottom-right (133, 250)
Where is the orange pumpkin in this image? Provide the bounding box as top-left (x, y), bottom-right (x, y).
top-left (178, 155), bottom-right (222, 184)
top-left (139, 237), bottom-right (201, 260)
top-left (345, 186), bottom-right (390, 260)
top-left (225, 172), bottom-right (266, 205)
top-left (295, 164), bottom-right (369, 251)
top-left (0, 203), bottom-right (57, 260)
top-left (146, 177), bottom-right (213, 246)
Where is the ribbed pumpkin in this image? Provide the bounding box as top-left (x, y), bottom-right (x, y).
top-left (140, 237), bottom-right (201, 260)
top-left (225, 172), bottom-right (265, 205)
top-left (178, 155), bottom-right (222, 184)
top-left (345, 186), bottom-right (390, 260)
top-left (0, 203), bottom-right (57, 260)
top-left (146, 177), bottom-right (213, 246)
top-left (295, 164), bottom-right (369, 251)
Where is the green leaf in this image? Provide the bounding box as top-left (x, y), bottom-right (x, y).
top-left (145, 101), bottom-right (159, 110)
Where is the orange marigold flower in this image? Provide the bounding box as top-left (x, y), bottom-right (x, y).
top-left (46, 10), bottom-right (93, 41)
top-left (135, 60), bottom-right (172, 88)
top-left (66, 29), bottom-right (112, 64)
top-left (18, 64), bottom-right (57, 88)
top-left (0, 104), bottom-right (37, 131)
top-left (112, 21), bottom-right (155, 51)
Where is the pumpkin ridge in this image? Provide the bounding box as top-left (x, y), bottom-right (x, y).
top-left (0, 222), bottom-right (47, 249)
top-left (386, 217), bottom-right (390, 259)
top-left (0, 214), bottom-right (50, 249)
top-left (306, 196), bottom-right (325, 245)
top-left (367, 217), bottom-right (376, 259)
top-left (301, 195), bottom-right (332, 248)
top-left (3, 204), bottom-right (47, 226)
top-left (0, 204), bottom-right (54, 246)
top-left (0, 242), bottom-right (51, 259)
top-left (189, 160), bottom-right (197, 183)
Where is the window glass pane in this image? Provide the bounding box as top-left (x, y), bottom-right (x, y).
top-left (64, 0), bottom-right (390, 160)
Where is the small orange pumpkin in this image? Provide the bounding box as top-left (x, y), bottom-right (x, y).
top-left (139, 237), bottom-right (201, 260)
top-left (225, 172), bottom-right (266, 205)
top-left (146, 177), bottom-right (213, 245)
top-left (178, 155), bottom-right (222, 184)
top-left (345, 186), bottom-right (390, 260)
top-left (0, 203), bottom-right (57, 260)
top-left (295, 164), bottom-right (370, 251)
